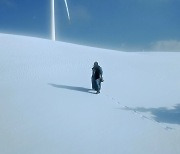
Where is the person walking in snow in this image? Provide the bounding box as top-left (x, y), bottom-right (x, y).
top-left (91, 62), bottom-right (103, 94)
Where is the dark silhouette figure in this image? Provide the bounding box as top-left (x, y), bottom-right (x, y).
top-left (91, 62), bottom-right (104, 94)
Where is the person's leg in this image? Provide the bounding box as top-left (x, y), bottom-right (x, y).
top-left (96, 79), bottom-right (101, 93)
top-left (92, 77), bottom-right (96, 90)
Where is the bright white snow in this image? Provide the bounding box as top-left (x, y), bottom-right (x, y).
top-left (0, 33), bottom-right (180, 154)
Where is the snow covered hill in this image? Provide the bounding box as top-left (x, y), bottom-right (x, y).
top-left (0, 33), bottom-right (180, 154)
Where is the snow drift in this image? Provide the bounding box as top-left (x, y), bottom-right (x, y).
top-left (0, 33), bottom-right (180, 154)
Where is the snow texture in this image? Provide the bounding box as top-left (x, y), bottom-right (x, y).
top-left (0, 33), bottom-right (180, 154)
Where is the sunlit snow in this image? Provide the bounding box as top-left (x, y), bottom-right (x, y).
top-left (0, 33), bottom-right (180, 154)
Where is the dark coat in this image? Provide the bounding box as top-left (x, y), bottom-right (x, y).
top-left (92, 65), bottom-right (103, 80)
top-left (91, 65), bottom-right (103, 91)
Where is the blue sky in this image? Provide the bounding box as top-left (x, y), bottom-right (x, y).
top-left (0, 0), bottom-right (180, 51)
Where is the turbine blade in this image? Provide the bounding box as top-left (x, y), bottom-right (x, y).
top-left (64, 0), bottom-right (70, 20)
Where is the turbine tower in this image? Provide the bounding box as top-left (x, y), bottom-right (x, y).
top-left (51, 0), bottom-right (55, 41)
top-left (51, 0), bottom-right (70, 41)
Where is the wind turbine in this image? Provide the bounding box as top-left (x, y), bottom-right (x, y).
top-left (51, 0), bottom-right (70, 41)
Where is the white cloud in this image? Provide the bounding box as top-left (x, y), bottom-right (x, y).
top-left (151, 40), bottom-right (180, 51)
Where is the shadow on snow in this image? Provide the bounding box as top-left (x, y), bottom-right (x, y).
top-left (48, 83), bottom-right (94, 94)
top-left (124, 104), bottom-right (180, 125)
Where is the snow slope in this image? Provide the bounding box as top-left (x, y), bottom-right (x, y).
top-left (0, 33), bottom-right (180, 154)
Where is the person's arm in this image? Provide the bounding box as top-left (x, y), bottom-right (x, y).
top-left (99, 67), bottom-right (103, 81)
top-left (100, 67), bottom-right (103, 75)
top-left (92, 67), bottom-right (95, 76)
